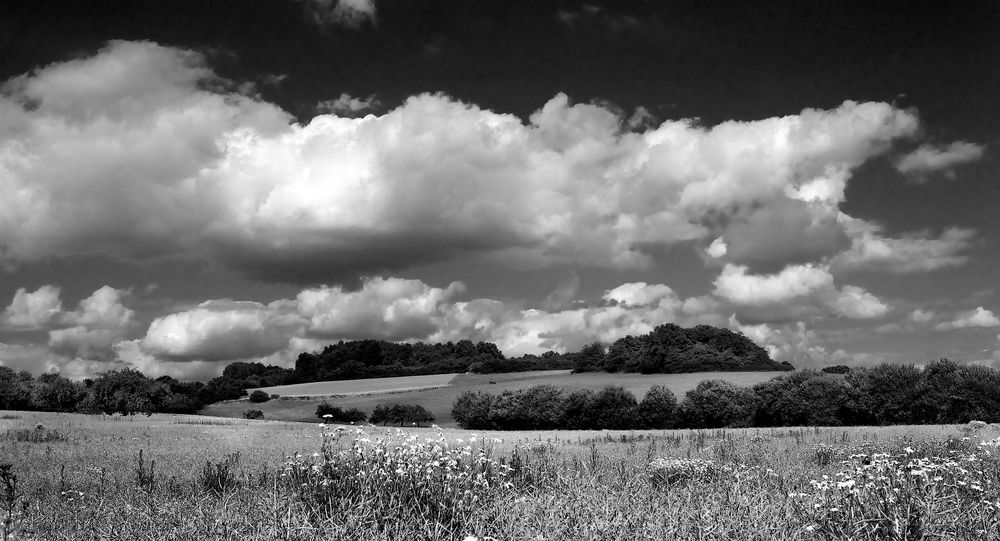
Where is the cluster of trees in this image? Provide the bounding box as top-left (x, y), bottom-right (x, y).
top-left (452, 360), bottom-right (1000, 430)
top-left (574, 324), bottom-right (793, 374)
top-left (452, 384), bottom-right (679, 430)
top-left (369, 404), bottom-right (435, 426)
top-left (315, 402), bottom-right (367, 423)
top-left (0, 367), bottom-right (204, 416)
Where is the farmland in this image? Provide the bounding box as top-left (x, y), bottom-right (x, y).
top-left (206, 370), bottom-right (783, 426)
top-left (249, 372), bottom-right (460, 397)
top-left (2, 411), bottom-right (999, 540)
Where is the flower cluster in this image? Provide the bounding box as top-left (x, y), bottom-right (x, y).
top-left (649, 457), bottom-right (730, 485)
top-left (798, 446), bottom-right (1000, 538)
top-left (283, 426), bottom-right (513, 522)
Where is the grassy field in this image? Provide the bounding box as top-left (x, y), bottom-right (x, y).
top-left (250, 373), bottom-right (460, 397)
top-left (2, 411), bottom-right (999, 540)
top-left (206, 370), bottom-right (782, 426)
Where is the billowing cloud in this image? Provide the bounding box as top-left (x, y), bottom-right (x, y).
top-left (297, 277), bottom-right (465, 340)
top-left (714, 264), bottom-right (833, 305)
top-left (300, 0), bottom-right (377, 29)
top-left (825, 285), bottom-right (890, 319)
top-left (604, 282), bottom-right (676, 307)
top-left (139, 300), bottom-right (300, 362)
top-left (715, 263), bottom-right (889, 320)
top-left (3, 285), bottom-right (63, 329)
top-left (316, 93), bottom-right (380, 116)
top-left (895, 141), bottom-right (985, 179)
top-left (935, 307), bottom-right (1000, 331)
top-left (1, 41), bottom-right (941, 286)
top-left (47, 286), bottom-right (134, 360)
top-left (831, 216), bottom-right (973, 274)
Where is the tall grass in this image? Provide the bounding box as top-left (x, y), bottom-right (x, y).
top-left (2, 413), bottom-right (999, 539)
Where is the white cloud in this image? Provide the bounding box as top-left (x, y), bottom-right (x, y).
top-left (300, 0), bottom-right (377, 29)
top-left (316, 93), bottom-right (380, 116)
top-left (3, 285), bottom-right (63, 329)
top-left (47, 286), bottom-right (134, 360)
top-left (935, 307), bottom-right (1000, 331)
top-left (909, 309), bottom-right (935, 323)
top-left (831, 216), bottom-right (973, 274)
top-left (297, 277), bottom-right (465, 340)
top-left (895, 141), bottom-right (985, 178)
top-left (0, 41), bottom-right (934, 285)
top-left (603, 282), bottom-right (676, 307)
top-left (714, 264), bottom-right (833, 305)
top-left (139, 300), bottom-right (299, 362)
top-left (825, 285), bottom-right (890, 319)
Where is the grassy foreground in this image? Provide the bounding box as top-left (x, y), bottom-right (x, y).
top-left (2, 411), bottom-right (999, 540)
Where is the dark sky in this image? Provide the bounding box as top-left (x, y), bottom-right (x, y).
top-left (1, 0), bottom-right (998, 379)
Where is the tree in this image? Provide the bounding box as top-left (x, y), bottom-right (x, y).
top-left (248, 390), bottom-right (271, 403)
top-left (0, 367), bottom-right (33, 410)
top-left (31, 373), bottom-right (84, 412)
top-left (680, 379), bottom-right (758, 428)
top-left (638, 385), bottom-right (678, 429)
top-left (79, 368), bottom-right (169, 416)
top-left (572, 342), bottom-right (607, 373)
top-left (586, 386), bottom-right (639, 429)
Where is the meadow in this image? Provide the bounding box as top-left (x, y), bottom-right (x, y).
top-left (210, 370), bottom-right (782, 426)
top-left (3, 411), bottom-right (1000, 540)
top-left (250, 372), bottom-right (461, 398)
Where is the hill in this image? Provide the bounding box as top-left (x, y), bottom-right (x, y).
top-left (203, 370), bottom-right (784, 427)
top-left (589, 323), bottom-right (793, 373)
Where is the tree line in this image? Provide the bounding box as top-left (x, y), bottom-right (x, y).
top-left (451, 360), bottom-right (1000, 430)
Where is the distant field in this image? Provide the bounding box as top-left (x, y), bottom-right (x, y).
top-left (205, 370), bottom-right (783, 426)
top-left (250, 373), bottom-right (460, 397)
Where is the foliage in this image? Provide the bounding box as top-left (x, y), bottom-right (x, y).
top-left (638, 385), bottom-right (678, 429)
top-left (821, 365), bottom-right (851, 374)
top-left (679, 379), bottom-right (758, 428)
top-left (247, 390), bottom-right (271, 403)
top-left (314, 402), bottom-right (367, 423)
top-left (77, 368), bottom-right (170, 416)
top-left (369, 403), bottom-right (435, 426)
top-left (242, 409), bottom-right (264, 420)
top-left (595, 324), bottom-right (793, 375)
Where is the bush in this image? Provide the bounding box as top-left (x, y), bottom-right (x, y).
top-left (370, 404), bottom-right (434, 426)
top-left (243, 409), bottom-right (264, 420)
top-left (315, 402), bottom-right (367, 423)
top-left (822, 365), bottom-right (851, 374)
top-left (639, 385), bottom-right (678, 429)
top-left (248, 390), bottom-right (271, 403)
top-left (680, 379), bottom-right (757, 428)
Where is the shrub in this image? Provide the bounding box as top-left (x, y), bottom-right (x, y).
top-left (369, 404), bottom-right (434, 426)
top-left (639, 385), bottom-right (678, 429)
top-left (680, 379), bottom-right (758, 428)
top-left (315, 402), bottom-right (367, 423)
top-left (248, 390), bottom-right (271, 403)
top-left (243, 409), bottom-right (264, 420)
top-left (822, 365), bottom-right (851, 374)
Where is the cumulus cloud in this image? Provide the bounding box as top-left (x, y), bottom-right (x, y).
top-left (300, 0), bottom-right (377, 29)
top-left (935, 306), bottom-right (1000, 331)
top-left (604, 282), bottom-right (676, 307)
top-left (0, 41), bottom-right (943, 286)
top-left (139, 299), bottom-right (300, 362)
top-left (714, 264), bottom-right (833, 305)
top-left (47, 286), bottom-right (134, 360)
top-left (895, 141), bottom-right (985, 179)
top-left (714, 263), bottom-right (889, 320)
top-left (831, 216), bottom-right (973, 274)
top-left (3, 285), bottom-right (63, 329)
top-left (297, 277), bottom-right (465, 340)
top-left (315, 93), bottom-right (380, 116)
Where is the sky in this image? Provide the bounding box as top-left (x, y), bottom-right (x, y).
top-left (0, 0), bottom-right (998, 380)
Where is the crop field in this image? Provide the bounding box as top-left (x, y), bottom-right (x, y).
top-left (2, 411), bottom-right (999, 540)
top-left (250, 373), bottom-right (461, 397)
top-left (206, 370), bottom-right (782, 426)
